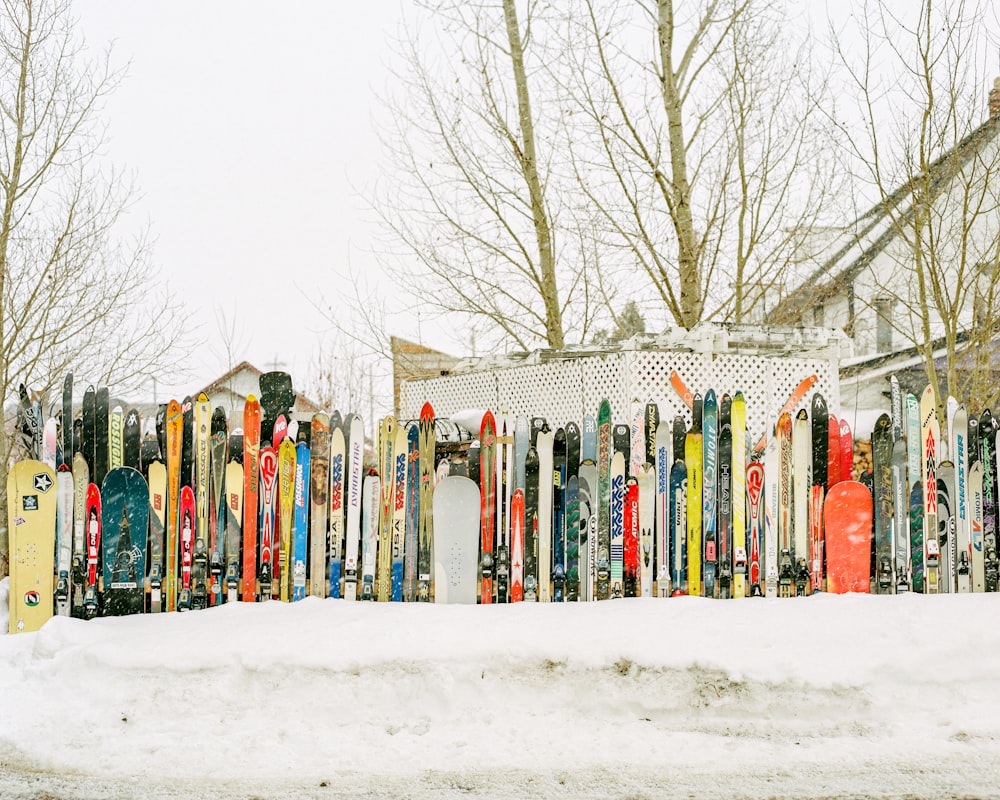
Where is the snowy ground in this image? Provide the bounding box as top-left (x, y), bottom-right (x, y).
top-left (2, 577), bottom-right (999, 799)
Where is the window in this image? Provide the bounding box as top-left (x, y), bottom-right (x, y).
top-left (875, 297), bottom-right (893, 352)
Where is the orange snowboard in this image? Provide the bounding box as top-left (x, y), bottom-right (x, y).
top-left (824, 481), bottom-right (873, 593)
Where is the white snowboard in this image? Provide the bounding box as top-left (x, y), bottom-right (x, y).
top-left (433, 476), bottom-right (480, 604)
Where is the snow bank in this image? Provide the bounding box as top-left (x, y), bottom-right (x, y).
top-left (1, 579), bottom-right (999, 798)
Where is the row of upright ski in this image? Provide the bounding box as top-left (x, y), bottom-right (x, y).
top-left (869, 378), bottom-right (998, 595)
top-left (8, 369), bottom-right (998, 632)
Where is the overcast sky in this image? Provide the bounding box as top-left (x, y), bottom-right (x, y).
top-left (73, 1), bottom-right (431, 406)
top-left (69, 1), bottom-right (1000, 411)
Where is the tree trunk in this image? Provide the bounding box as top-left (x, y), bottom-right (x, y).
top-left (503, 0), bottom-right (564, 348)
top-left (658, 0), bottom-right (703, 327)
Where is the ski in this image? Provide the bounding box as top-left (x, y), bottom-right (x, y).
top-left (391, 422), bottom-right (407, 601)
top-left (524, 446), bottom-right (539, 602)
top-left (177, 485), bottom-right (195, 611)
top-left (552, 427), bottom-right (567, 602)
top-left (417, 403), bottom-right (435, 601)
top-left (732, 392), bottom-right (747, 598)
top-left (327, 421), bottom-right (346, 599)
top-left (669, 459), bottom-right (687, 595)
top-left (404, 422), bottom-right (420, 602)
top-left (71, 454), bottom-right (89, 618)
top-left (921, 387), bottom-right (941, 594)
top-left (292, 441), bottom-right (310, 601)
top-left (54, 469), bottom-right (73, 617)
top-left (344, 414), bottom-right (364, 601)
top-left (623, 475), bottom-right (639, 597)
top-left (377, 416), bottom-right (396, 602)
top-left (209, 406), bottom-right (227, 605)
top-left (147, 460), bottom-right (167, 612)
top-left (191, 394), bottom-right (211, 610)
top-left (610, 450), bottom-right (626, 599)
top-left (792, 408), bottom-right (810, 595)
top-left (596, 400), bottom-right (612, 600)
top-left (872, 414), bottom-right (893, 594)
top-left (224, 459), bottom-right (244, 603)
top-left (637, 464), bottom-right (654, 597)
top-left (257, 446), bottom-right (278, 601)
top-left (479, 411), bottom-right (497, 603)
top-left (810, 393), bottom-right (829, 593)
top-left (536, 424), bottom-right (553, 602)
top-left (84, 483), bottom-right (101, 619)
top-left (361, 468), bottom-right (380, 601)
top-left (165, 399), bottom-right (183, 611)
top-left (702, 389), bottom-right (718, 598)
top-left (511, 487), bottom-right (525, 601)
top-left (242, 396), bottom-right (261, 602)
top-left (717, 394), bottom-right (732, 599)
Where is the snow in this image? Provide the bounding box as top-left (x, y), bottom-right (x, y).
top-left (2, 577), bottom-right (999, 798)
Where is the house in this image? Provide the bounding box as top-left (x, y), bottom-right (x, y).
top-left (200, 361), bottom-right (323, 424)
top-left (769, 78), bottom-right (1000, 430)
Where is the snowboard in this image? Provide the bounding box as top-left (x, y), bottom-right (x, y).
top-left (101, 466), bottom-right (149, 616)
top-left (824, 481), bottom-right (873, 593)
top-left (7, 461), bottom-right (57, 633)
top-left (433, 475), bottom-right (481, 604)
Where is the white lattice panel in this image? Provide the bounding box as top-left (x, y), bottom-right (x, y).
top-left (495, 361), bottom-right (584, 426)
top-left (401, 369), bottom-right (496, 420)
top-left (401, 326), bottom-right (842, 437)
top-left (580, 353), bottom-right (628, 426)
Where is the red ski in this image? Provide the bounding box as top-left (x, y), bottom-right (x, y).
top-left (258, 446), bottom-right (278, 600)
top-left (511, 488), bottom-right (525, 602)
top-left (623, 477), bottom-right (640, 597)
top-left (242, 396), bottom-right (261, 602)
top-left (83, 484), bottom-right (102, 619)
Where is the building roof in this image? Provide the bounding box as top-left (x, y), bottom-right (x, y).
top-left (770, 112), bottom-right (1000, 323)
top-left (199, 361), bottom-right (323, 415)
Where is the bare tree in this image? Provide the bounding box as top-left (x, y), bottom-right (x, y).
top-left (375, 0), bottom-right (596, 352)
top-left (563, 0), bottom-right (841, 328)
top-left (830, 0), bottom-right (1000, 410)
top-left (0, 0), bottom-right (187, 574)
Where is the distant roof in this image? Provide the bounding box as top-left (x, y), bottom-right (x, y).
top-left (199, 360), bottom-right (262, 396)
top-left (771, 113), bottom-right (1000, 321)
top-left (199, 361), bottom-right (324, 415)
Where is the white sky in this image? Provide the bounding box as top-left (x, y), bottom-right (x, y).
top-left (72, 1), bottom-right (439, 407)
top-left (68, 1), bottom-right (1000, 411)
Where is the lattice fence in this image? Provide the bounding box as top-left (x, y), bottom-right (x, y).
top-left (400, 326), bottom-right (843, 443)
